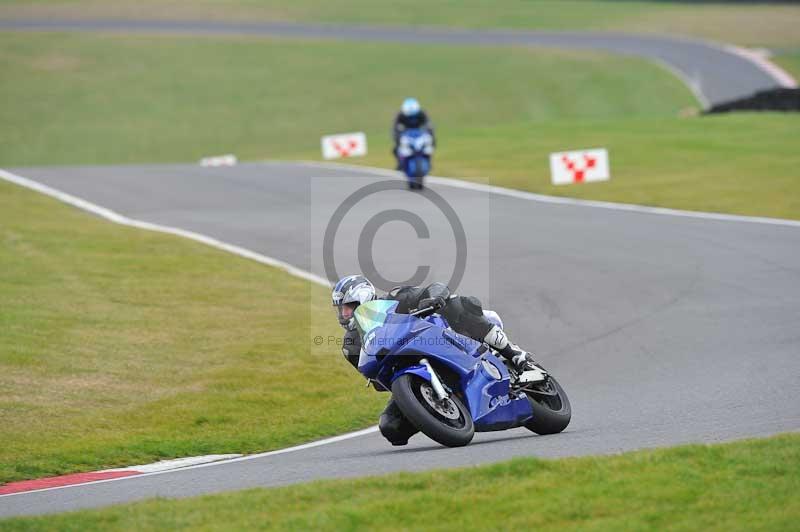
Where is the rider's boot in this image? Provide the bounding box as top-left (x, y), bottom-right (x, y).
top-left (379, 399), bottom-right (419, 446)
top-left (483, 325), bottom-right (537, 371)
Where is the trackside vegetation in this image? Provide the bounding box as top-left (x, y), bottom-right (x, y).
top-left (3, 433), bottom-right (798, 530)
top-left (0, 33), bottom-right (694, 166)
top-left (773, 51), bottom-right (800, 81)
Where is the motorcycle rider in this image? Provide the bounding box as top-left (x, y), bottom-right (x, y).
top-left (332, 274), bottom-right (537, 446)
top-left (392, 98), bottom-right (435, 170)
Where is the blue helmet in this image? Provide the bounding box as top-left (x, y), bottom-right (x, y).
top-left (401, 97), bottom-right (421, 117)
top-left (332, 275), bottom-right (376, 327)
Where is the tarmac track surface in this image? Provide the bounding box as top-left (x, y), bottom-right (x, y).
top-left (0, 18), bottom-right (793, 106)
top-left (1, 162), bottom-right (799, 518)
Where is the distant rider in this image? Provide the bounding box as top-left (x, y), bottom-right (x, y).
top-left (392, 98), bottom-right (435, 170)
top-left (331, 274), bottom-right (537, 446)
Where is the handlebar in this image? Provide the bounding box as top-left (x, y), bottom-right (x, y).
top-left (408, 294), bottom-right (456, 317)
top-left (409, 305), bottom-right (437, 318)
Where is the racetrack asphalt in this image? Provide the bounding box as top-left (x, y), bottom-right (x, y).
top-left (0, 18), bottom-right (792, 107)
top-left (1, 162), bottom-right (798, 518)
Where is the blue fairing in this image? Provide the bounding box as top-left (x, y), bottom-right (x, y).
top-left (405, 155), bottom-right (430, 179)
top-left (392, 364), bottom-right (433, 386)
top-left (407, 157), bottom-right (417, 177)
top-left (398, 128), bottom-right (432, 180)
top-left (354, 300), bottom-right (533, 432)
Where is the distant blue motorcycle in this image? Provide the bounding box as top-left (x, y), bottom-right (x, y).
top-left (354, 299), bottom-right (571, 447)
top-left (397, 128), bottom-right (434, 190)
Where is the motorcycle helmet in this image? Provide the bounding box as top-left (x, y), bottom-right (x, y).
top-left (332, 275), bottom-right (377, 328)
top-left (401, 97), bottom-right (421, 117)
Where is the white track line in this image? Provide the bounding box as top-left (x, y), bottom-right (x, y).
top-left (0, 427), bottom-right (379, 498)
top-left (297, 160), bottom-right (800, 228)
top-left (625, 31), bottom-right (798, 93)
top-left (648, 56), bottom-right (709, 110)
top-left (1, 157), bottom-right (796, 495)
top-left (101, 454), bottom-right (243, 474)
top-left (724, 44), bottom-right (798, 89)
top-left (0, 169), bottom-right (332, 287)
top-left (0, 168), bottom-right (383, 497)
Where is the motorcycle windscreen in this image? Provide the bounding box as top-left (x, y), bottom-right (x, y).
top-left (354, 299), bottom-right (399, 338)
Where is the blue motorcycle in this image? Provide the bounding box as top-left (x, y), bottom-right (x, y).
top-left (354, 299), bottom-right (571, 447)
top-left (397, 128), bottom-right (434, 190)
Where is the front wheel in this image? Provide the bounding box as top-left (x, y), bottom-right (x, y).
top-left (392, 374), bottom-right (474, 447)
top-left (413, 155), bottom-right (428, 178)
top-left (522, 374), bottom-right (571, 435)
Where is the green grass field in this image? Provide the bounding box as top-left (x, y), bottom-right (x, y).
top-left (4, 433), bottom-right (799, 530)
top-left (0, 32), bottom-right (695, 166)
top-left (773, 50), bottom-right (800, 81)
top-left (0, 178), bottom-right (384, 483)
top-left (1, 0), bottom-right (799, 47)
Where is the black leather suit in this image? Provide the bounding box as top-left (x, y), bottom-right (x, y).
top-left (392, 111), bottom-right (436, 162)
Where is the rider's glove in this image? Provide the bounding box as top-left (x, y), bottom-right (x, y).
top-left (342, 328), bottom-right (361, 368)
top-left (418, 295), bottom-right (446, 311)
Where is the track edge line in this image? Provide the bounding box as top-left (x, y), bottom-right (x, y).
top-left (294, 160), bottom-right (800, 228)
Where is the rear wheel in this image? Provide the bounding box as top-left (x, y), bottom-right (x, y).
top-left (521, 373), bottom-right (571, 435)
top-left (392, 374), bottom-right (474, 447)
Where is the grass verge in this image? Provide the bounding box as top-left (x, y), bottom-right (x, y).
top-left (356, 113), bottom-right (800, 220)
top-left (773, 50), bottom-right (800, 82)
top-left (0, 32), bottom-right (695, 166)
top-left (0, 178), bottom-right (384, 483)
top-left (4, 433), bottom-right (799, 530)
top-left (1, 1), bottom-right (799, 47)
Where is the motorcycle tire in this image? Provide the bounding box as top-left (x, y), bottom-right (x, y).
top-left (392, 373), bottom-right (474, 447)
top-left (522, 374), bottom-right (571, 435)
